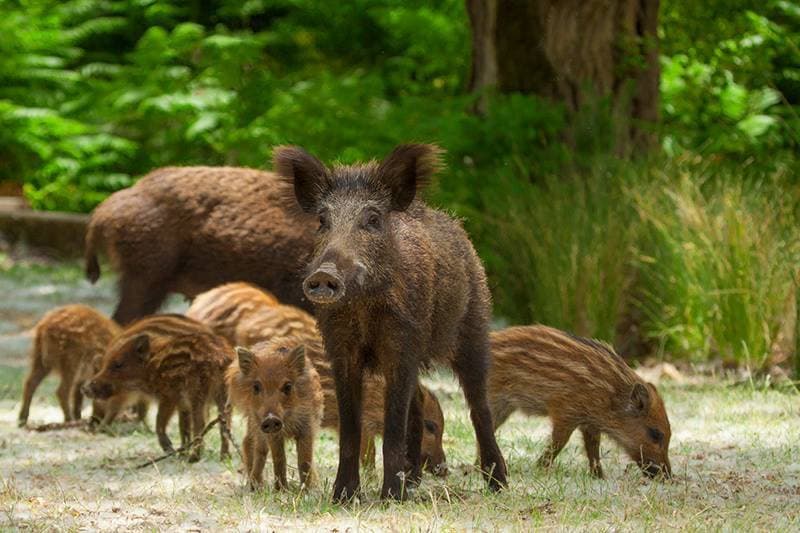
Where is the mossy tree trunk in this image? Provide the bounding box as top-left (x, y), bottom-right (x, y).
top-left (467, 0), bottom-right (660, 154)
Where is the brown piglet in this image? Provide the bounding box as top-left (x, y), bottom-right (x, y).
top-left (202, 292), bottom-right (448, 476)
top-left (489, 325), bottom-right (672, 479)
top-left (226, 339), bottom-right (323, 490)
top-left (18, 305), bottom-right (146, 427)
top-left (85, 314), bottom-right (233, 461)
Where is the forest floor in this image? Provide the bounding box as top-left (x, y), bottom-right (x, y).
top-left (0, 257), bottom-right (798, 531)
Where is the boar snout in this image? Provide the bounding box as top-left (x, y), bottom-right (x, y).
top-left (260, 414), bottom-right (283, 434)
top-left (303, 263), bottom-right (345, 304)
top-left (641, 460), bottom-right (672, 480)
top-left (85, 380), bottom-right (114, 400)
top-left (423, 455), bottom-right (448, 477)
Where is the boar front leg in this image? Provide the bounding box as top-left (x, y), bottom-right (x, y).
top-left (155, 398), bottom-right (178, 452)
top-left (267, 434), bottom-right (288, 490)
top-left (248, 431), bottom-right (269, 490)
top-left (380, 358), bottom-right (417, 500)
top-left (581, 427), bottom-right (604, 479)
top-left (331, 349), bottom-right (363, 502)
top-left (404, 385), bottom-right (424, 486)
top-left (296, 428), bottom-right (317, 489)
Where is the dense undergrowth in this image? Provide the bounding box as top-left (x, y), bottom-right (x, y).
top-left (1, 0), bottom-right (799, 368)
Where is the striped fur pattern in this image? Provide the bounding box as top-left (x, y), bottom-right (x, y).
top-left (186, 282), bottom-right (280, 344)
top-left (226, 337), bottom-right (323, 490)
top-left (18, 305), bottom-right (122, 426)
top-left (489, 325), bottom-right (672, 478)
top-left (87, 314), bottom-right (233, 461)
top-left (234, 304), bottom-right (319, 348)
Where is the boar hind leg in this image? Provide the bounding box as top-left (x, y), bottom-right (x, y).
top-left (56, 369), bottom-right (76, 422)
top-left (178, 409), bottom-right (191, 449)
top-left (113, 274), bottom-right (171, 325)
top-left (70, 382), bottom-right (84, 420)
top-left (155, 399), bottom-right (178, 452)
top-left (360, 434), bottom-right (377, 469)
top-left (18, 359), bottom-right (49, 427)
top-left (581, 427), bottom-right (604, 479)
top-left (404, 386), bottom-right (424, 486)
top-left (453, 328), bottom-right (508, 491)
top-left (296, 430), bottom-right (317, 489)
top-left (537, 419), bottom-right (575, 470)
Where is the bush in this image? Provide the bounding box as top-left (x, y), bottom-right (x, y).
top-left (631, 158), bottom-right (800, 366)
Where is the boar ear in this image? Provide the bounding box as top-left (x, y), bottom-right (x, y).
top-left (235, 346), bottom-right (255, 375)
top-left (133, 335), bottom-right (149, 359)
top-left (629, 383), bottom-right (651, 415)
top-left (273, 145), bottom-right (328, 213)
top-left (377, 144), bottom-right (443, 211)
top-left (287, 344), bottom-right (306, 373)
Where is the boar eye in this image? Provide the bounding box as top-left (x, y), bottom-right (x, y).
top-left (112, 360), bottom-right (123, 370)
top-left (647, 427), bottom-right (664, 444)
top-left (318, 213), bottom-right (329, 232)
top-left (281, 382), bottom-right (292, 395)
top-left (252, 381), bottom-right (262, 395)
top-left (424, 420), bottom-right (438, 433)
top-left (362, 210), bottom-right (382, 232)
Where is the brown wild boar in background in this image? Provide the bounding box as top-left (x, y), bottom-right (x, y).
top-left (17, 304), bottom-right (136, 427)
top-left (186, 282), bottom-right (280, 343)
top-left (489, 325), bottom-right (672, 479)
top-left (197, 290), bottom-right (448, 475)
top-left (85, 314), bottom-right (233, 461)
top-left (226, 340), bottom-right (323, 490)
top-left (275, 143), bottom-right (506, 500)
top-left (84, 166), bottom-right (316, 324)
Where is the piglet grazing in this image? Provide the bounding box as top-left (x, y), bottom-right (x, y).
top-left (489, 325), bottom-right (672, 479)
top-left (226, 339), bottom-right (323, 490)
top-left (86, 314), bottom-right (232, 461)
top-left (18, 305), bottom-right (146, 427)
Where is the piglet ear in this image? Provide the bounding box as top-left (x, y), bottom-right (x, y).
top-left (377, 144), bottom-right (443, 211)
top-left (133, 335), bottom-right (150, 359)
top-left (235, 346), bottom-right (255, 375)
top-left (273, 145), bottom-right (329, 213)
top-left (629, 383), bottom-right (651, 415)
top-left (287, 344), bottom-right (306, 374)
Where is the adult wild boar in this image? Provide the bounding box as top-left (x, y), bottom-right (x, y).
top-left (85, 167), bottom-right (315, 324)
top-left (274, 143), bottom-right (507, 500)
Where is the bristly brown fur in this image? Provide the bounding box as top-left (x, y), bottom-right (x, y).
top-left (84, 166), bottom-right (316, 324)
top-left (225, 337), bottom-right (323, 490)
top-left (86, 314), bottom-right (234, 461)
top-left (186, 282), bottom-right (280, 344)
top-left (489, 325), bottom-right (672, 479)
top-left (275, 143), bottom-right (506, 501)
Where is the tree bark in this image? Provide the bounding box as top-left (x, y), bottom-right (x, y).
top-left (467, 0), bottom-right (660, 153)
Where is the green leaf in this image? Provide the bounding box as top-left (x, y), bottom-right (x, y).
top-left (736, 114), bottom-right (776, 138)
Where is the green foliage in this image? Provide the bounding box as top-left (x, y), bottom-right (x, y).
top-left (2, 0), bottom-right (800, 370)
top-left (632, 160), bottom-right (800, 365)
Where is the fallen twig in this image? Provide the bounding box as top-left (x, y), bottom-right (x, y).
top-left (26, 420), bottom-right (89, 432)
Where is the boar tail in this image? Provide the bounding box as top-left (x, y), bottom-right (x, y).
top-left (84, 222), bottom-right (101, 284)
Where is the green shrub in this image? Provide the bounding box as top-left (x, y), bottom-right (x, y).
top-left (631, 159), bottom-right (800, 366)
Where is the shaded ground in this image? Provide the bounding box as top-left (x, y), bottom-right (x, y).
top-left (0, 261), bottom-right (799, 530)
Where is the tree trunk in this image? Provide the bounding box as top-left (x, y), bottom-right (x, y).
top-left (467, 0), bottom-right (660, 153)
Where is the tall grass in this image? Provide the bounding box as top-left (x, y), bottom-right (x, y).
top-left (631, 161), bottom-right (800, 366)
top-left (476, 155), bottom-right (800, 370)
top-left (483, 166), bottom-right (638, 342)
